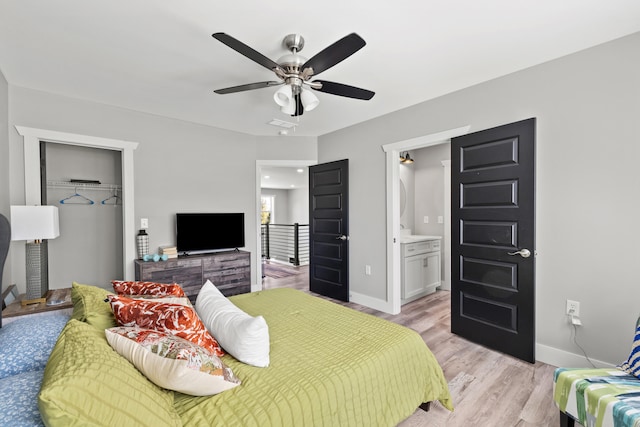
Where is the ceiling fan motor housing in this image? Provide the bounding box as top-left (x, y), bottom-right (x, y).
top-left (282, 34), bottom-right (304, 52)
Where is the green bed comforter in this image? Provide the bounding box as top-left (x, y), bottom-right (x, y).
top-left (174, 288), bottom-right (452, 426)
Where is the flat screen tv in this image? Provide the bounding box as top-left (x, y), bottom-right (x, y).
top-left (176, 213), bottom-right (245, 255)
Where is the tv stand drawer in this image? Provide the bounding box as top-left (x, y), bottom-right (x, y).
top-left (134, 250), bottom-right (251, 302)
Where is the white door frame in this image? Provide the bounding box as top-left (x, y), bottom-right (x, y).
top-left (381, 126), bottom-right (470, 314)
top-left (254, 159), bottom-right (317, 291)
top-left (16, 126), bottom-right (139, 280)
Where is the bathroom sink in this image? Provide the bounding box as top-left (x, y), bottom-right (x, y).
top-left (400, 235), bottom-right (442, 244)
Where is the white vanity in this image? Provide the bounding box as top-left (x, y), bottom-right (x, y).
top-left (400, 235), bottom-right (442, 305)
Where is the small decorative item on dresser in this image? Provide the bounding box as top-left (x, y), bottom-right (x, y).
top-left (159, 245), bottom-right (178, 259)
top-left (136, 229), bottom-right (149, 259)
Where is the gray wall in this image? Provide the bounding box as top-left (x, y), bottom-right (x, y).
top-left (261, 189), bottom-right (290, 224)
top-left (318, 32), bottom-right (640, 365)
top-left (7, 86), bottom-right (317, 293)
top-left (413, 142), bottom-right (450, 237)
top-left (288, 187), bottom-right (309, 225)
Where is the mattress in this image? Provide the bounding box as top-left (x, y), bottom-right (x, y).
top-left (174, 288), bottom-right (452, 426)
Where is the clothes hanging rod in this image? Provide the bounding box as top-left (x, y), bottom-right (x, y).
top-left (47, 180), bottom-right (121, 191)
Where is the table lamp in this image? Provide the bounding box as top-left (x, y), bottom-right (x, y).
top-left (10, 205), bottom-right (60, 305)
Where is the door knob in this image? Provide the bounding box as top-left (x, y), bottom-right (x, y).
top-left (335, 235), bottom-right (349, 241)
top-left (507, 248), bottom-right (531, 258)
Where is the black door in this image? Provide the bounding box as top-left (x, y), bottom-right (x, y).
top-left (451, 118), bottom-right (536, 363)
top-left (308, 159), bottom-right (349, 301)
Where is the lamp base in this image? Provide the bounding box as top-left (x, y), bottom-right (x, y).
top-left (25, 240), bottom-right (49, 300)
top-left (21, 296), bottom-right (47, 306)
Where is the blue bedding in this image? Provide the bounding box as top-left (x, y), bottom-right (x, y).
top-left (0, 313), bottom-right (70, 427)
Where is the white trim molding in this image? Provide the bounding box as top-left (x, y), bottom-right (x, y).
top-left (536, 343), bottom-right (614, 368)
top-left (15, 126), bottom-right (139, 280)
top-left (441, 160), bottom-right (451, 291)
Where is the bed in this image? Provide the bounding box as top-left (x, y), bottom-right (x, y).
top-left (5, 283), bottom-right (452, 426)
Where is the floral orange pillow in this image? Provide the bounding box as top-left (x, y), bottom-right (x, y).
top-left (111, 280), bottom-right (186, 297)
top-left (107, 295), bottom-right (223, 357)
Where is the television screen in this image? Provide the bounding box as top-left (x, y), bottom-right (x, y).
top-left (176, 213), bottom-right (245, 255)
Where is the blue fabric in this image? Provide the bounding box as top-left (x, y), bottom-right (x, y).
top-left (0, 313), bottom-right (69, 379)
top-left (0, 369), bottom-right (45, 427)
top-left (619, 320), bottom-right (640, 378)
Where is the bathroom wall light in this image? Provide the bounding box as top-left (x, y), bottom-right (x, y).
top-left (400, 152), bottom-right (414, 164)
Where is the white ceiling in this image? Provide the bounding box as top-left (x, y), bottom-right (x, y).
top-left (1, 1), bottom-right (639, 137)
top-left (260, 167), bottom-right (308, 190)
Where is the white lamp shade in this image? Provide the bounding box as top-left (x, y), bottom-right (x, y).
top-left (10, 205), bottom-right (60, 241)
top-left (300, 88), bottom-right (320, 111)
top-left (273, 85), bottom-right (293, 107)
top-left (280, 101), bottom-right (296, 115)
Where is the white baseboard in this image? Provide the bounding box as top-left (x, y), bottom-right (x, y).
top-left (349, 291), bottom-right (397, 314)
top-left (535, 343), bottom-right (615, 368)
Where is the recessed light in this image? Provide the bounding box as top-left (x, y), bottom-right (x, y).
top-left (264, 176), bottom-right (270, 179)
top-left (296, 169), bottom-right (303, 173)
top-left (290, 184), bottom-right (295, 188)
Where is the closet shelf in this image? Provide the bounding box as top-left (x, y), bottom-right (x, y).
top-left (47, 180), bottom-right (121, 191)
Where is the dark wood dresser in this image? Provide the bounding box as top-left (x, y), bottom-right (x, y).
top-left (134, 250), bottom-right (251, 302)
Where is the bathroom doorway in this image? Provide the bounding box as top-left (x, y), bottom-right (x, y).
top-left (399, 143), bottom-right (450, 291)
top-left (382, 126), bottom-right (470, 314)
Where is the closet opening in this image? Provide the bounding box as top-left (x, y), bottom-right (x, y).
top-left (41, 142), bottom-right (123, 289)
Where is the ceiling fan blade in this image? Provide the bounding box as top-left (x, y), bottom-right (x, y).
top-left (312, 80), bottom-right (375, 100)
top-left (301, 33), bottom-right (366, 77)
top-left (214, 81), bottom-right (282, 94)
top-left (212, 33), bottom-right (283, 73)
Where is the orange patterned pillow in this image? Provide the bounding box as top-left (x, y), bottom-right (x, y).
top-left (111, 281), bottom-right (186, 297)
top-left (107, 295), bottom-right (223, 357)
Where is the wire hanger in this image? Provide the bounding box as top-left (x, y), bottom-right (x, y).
top-left (101, 187), bottom-right (121, 206)
top-left (60, 187), bottom-right (95, 205)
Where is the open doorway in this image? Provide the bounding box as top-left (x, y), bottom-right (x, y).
top-left (254, 160), bottom-right (316, 291)
top-left (382, 126), bottom-right (470, 314)
top-left (399, 143), bottom-right (451, 291)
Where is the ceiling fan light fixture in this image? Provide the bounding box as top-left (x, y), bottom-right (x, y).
top-left (300, 88), bottom-right (319, 111)
top-left (274, 85), bottom-right (293, 107)
top-left (212, 32), bottom-right (374, 118)
top-left (280, 98), bottom-right (296, 115)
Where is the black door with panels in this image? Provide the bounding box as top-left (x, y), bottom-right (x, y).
top-left (308, 159), bottom-right (349, 302)
top-left (451, 118), bottom-right (536, 363)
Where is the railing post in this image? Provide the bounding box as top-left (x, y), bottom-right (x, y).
top-left (293, 223), bottom-right (300, 266)
top-left (265, 223), bottom-right (270, 260)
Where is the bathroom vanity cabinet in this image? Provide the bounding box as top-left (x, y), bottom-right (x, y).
top-left (401, 237), bottom-right (441, 305)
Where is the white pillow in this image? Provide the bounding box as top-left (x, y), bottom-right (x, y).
top-left (105, 327), bottom-right (241, 396)
top-left (195, 280), bottom-right (270, 367)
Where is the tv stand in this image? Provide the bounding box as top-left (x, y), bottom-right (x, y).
top-left (134, 250), bottom-right (250, 302)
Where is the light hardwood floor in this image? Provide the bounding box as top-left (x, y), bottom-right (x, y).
top-left (263, 265), bottom-right (560, 427)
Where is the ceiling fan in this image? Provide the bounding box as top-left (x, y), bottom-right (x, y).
top-left (212, 32), bottom-right (375, 117)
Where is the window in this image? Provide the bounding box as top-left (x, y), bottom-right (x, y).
top-left (261, 196), bottom-right (274, 225)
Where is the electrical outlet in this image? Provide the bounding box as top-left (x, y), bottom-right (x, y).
top-left (423, 216), bottom-right (429, 223)
top-left (141, 218), bottom-right (149, 229)
top-left (437, 216), bottom-right (444, 224)
top-left (365, 265), bottom-right (371, 275)
top-left (566, 300), bottom-right (580, 317)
